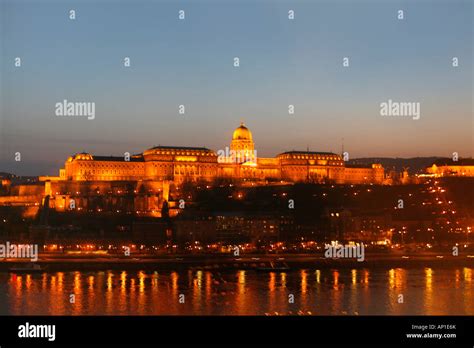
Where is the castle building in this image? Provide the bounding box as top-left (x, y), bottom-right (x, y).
top-left (41, 123), bottom-right (384, 185)
top-left (0, 123), bottom-right (386, 217)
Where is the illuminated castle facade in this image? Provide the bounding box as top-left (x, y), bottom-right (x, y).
top-left (45, 123), bottom-right (384, 185)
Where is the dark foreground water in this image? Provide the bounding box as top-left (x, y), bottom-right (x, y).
top-left (0, 267), bottom-right (473, 315)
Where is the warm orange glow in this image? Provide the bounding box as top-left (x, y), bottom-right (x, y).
top-left (175, 156), bottom-right (197, 162)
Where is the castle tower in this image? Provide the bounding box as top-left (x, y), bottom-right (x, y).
top-left (230, 122), bottom-right (255, 163)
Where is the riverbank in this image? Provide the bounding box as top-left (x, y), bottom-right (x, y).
top-left (1, 252), bottom-right (473, 272)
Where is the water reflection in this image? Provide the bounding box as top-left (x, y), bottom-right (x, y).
top-left (424, 268), bottom-right (433, 313)
top-left (332, 270), bottom-right (340, 290)
top-left (464, 267), bottom-right (472, 283)
top-left (2, 268), bottom-right (473, 315)
top-left (235, 270), bottom-right (246, 315)
top-left (387, 268), bottom-right (407, 315)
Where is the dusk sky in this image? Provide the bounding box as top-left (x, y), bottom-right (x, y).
top-left (1, 0), bottom-right (472, 176)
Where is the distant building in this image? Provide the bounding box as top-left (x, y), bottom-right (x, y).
top-left (426, 159), bottom-right (474, 177)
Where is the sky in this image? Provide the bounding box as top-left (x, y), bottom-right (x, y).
top-left (0, 0), bottom-right (473, 176)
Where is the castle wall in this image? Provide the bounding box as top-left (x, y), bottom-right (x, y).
top-left (256, 158), bottom-right (280, 180)
top-left (343, 165), bottom-right (384, 184)
top-left (47, 180), bottom-right (169, 215)
top-left (65, 160), bottom-right (145, 181)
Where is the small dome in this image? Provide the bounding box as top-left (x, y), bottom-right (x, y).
top-left (232, 122), bottom-right (252, 141)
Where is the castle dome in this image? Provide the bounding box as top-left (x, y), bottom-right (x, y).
top-left (232, 122), bottom-right (252, 141)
